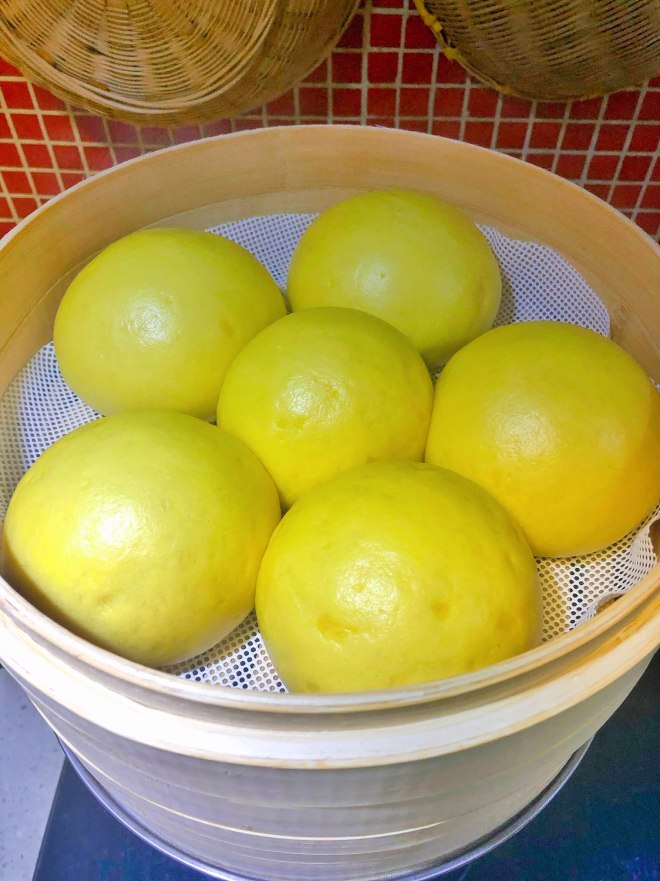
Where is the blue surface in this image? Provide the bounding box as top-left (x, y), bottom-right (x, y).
top-left (34, 653), bottom-right (659, 881)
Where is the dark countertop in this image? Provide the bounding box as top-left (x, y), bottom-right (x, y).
top-left (34, 652), bottom-right (659, 881)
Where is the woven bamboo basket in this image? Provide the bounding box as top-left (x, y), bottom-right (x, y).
top-left (0, 127), bottom-right (659, 880)
top-left (414, 0), bottom-right (660, 101)
top-left (0, 0), bottom-right (358, 124)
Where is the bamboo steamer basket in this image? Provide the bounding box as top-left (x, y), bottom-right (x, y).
top-left (0, 0), bottom-right (358, 124)
top-left (413, 0), bottom-right (660, 101)
top-left (0, 126), bottom-right (658, 881)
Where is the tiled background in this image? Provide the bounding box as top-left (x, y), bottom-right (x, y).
top-left (0, 0), bottom-right (658, 240)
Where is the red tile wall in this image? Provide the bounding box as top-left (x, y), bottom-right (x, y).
top-left (0, 0), bottom-right (658, 239)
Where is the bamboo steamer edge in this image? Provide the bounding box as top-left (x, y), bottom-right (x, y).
top-left (0, 126), bottom-right (658, 879)
top-left (0, 127), bottom-right (658, 730)
top-left (1, 605), bottom-right (657, 877)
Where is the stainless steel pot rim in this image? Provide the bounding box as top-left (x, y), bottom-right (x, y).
top-left (61, 739), bottom-right (591, 881)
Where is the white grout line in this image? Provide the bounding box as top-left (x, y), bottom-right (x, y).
top-left (133, 118), bottom-right (149, 154)
top-left (292, 80), bottom-right (301, 127)
top-left (425, 38), bottom-right (441, 135)
top-left (360, 1), bottom-right (371, 126)
top-left (458, 77), bottom-right (471, 141)
top-left (630, 141), bottom-right (659, 223)
top-left (3, 166), bottom-right (651, 185)
top-left (66, 104), bottom-right (94, 179)
top-left (606, 85), bottom-right (649, 204)
top-left (0, 79), bottom-right (655, 95)
top-left (0, 50), bottom-right (659, 63)
top-left (0, 91), bottom-right (657, 111)
top-left (578, 95), bottom-right (608, 189)
top-left (550, 101), bottom-right (573, 175)
top-left (325, 56), bottom-right (334, 126)
top-left (0, 147), bottom-right (654, 166)
top-left (392, 2), bottom-right (410, 130)
top-left (488, 93), bottom-right (503, 151)
top-left (1, 126), bottom-right (657, 143)
top-left (0, 60), bottom-right (659, 83)
top-left (0, 163), bottom-right (20, 223)
top-left (520, 100), bottom-right (538, 161)
top-left (100, 116), bottom-right (120, 167)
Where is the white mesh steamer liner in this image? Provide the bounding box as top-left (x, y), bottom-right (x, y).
top-left (0, 213), bottom-right (657, 694)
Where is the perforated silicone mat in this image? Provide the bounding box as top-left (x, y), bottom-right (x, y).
top-left (0, 213), bottom-right (657, 693)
